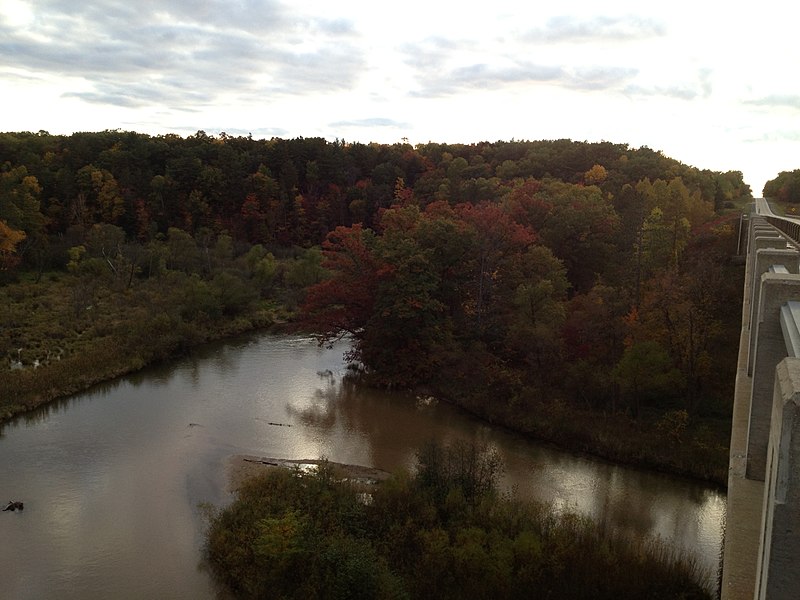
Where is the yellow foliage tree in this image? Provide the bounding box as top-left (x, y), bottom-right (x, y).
top-left (584, 164), bottom-right (608, 185)
top-left (0, 219), bottom-right (26, 270)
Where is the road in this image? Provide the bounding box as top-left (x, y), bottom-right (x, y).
top-left (755, 197), bottom-right (774, 216)
top-left (755, 197), bottom-right (800, 224)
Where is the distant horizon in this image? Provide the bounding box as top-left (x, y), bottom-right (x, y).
top-left (3, 1), bottom-right (798, 195)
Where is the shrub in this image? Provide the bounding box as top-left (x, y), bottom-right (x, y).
top-left (205, 445), bottom-right (712, 599)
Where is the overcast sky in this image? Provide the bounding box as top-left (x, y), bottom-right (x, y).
top-left (1, 0), bottom-right (798, 194)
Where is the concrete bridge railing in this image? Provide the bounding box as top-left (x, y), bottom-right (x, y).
top-left (722, 202), bottom-right (800, 600)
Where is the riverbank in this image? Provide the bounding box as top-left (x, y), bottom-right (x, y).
top-left (0, 272), bottom-right (289, 422)
top-left (433, 389), bottom-right (730, 487)
top-left (1, 273), bottom-right (729, 487)
top-left (1, 325), bottom-right (729, 489)
top-left (0, 316), bottom-right (277, 422)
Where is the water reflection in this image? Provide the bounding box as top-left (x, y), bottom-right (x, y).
top-left (283, 360), bottom-right (724, 591)
top-left (0, 333), bottom-right (725, 598)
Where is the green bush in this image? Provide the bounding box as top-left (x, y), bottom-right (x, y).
top-left (205, 445), bottom-right (712, 600)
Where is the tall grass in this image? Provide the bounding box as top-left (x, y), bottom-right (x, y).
top-left (0, 273), bottom-right (282, 421)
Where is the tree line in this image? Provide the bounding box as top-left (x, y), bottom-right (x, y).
top-left (1, 130), bottom-right (747, 272)
top-left (763, 169), bottom-right (800, 203)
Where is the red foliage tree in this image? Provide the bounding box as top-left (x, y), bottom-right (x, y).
top-left (300, 224), bottom-right (382, 357)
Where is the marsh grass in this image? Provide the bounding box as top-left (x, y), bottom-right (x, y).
top-left (0, 272), bottom-right (282, 420)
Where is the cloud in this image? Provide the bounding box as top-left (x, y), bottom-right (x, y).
top-left (450, 63), bottom-right (564, 86)
top-left (402, 37), bottom-right (463, 71)
top-left (0, 68), bottom-right (44, 83)
top-left (329, 118), bottom-right (410, 128)
top-left (38, 0), bottom-right (290, 35)
top-left (266, 45), bottom-right (366, 94)
top-left (744, 130), bottom-right (800, 143)
top-left (524, 15), bottom-right (666, 43)
top-left (745, 95), bottom-right (800, 110)
top-left (407, 56), bottom-right (566, 98)
top-left (62, 76), bottom-right (216, 108)
top-left (0, 0), bottom-right (364, 110)
top-left (401, 29), bottom-right (642, 98)
top-left (408, 58), bottom-right (638, 98)
top-left (624, 84), bottom-right (696, 100)
top-left (624, 69), bottom-right (714, 101)
top-left (62, 91), bottom-right (146, 108)
top-left (567, 66), bottom-right (639, 91)
top-left (313, 18), bottom-right (357, 36)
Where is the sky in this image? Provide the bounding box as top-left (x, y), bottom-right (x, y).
top-left (1, 0), bottom-right (798, 195)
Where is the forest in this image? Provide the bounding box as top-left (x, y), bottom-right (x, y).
top-left (763, 169), bottom-right (800, 205)
top-left (0, 130), bottom-right (751, 482)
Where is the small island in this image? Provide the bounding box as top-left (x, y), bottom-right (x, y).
top-left (208, 443), bottom-right (712, 599)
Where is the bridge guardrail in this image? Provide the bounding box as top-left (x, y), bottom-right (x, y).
top-left (725, 206), bottom-right (800, 599)
top-left (780, 300), bottom-right (800, 358)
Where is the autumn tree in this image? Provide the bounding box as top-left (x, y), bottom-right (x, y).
top-left (537, 181), bottom-right (619, 293)
top-left (562, 284), bottom-right (629, 409)
top-left (453, 202), bottom-right (537, 337)
top-left (636, 264), bottom-right (729, 414)
top-left (364, 224), bottom-right (448, 385)
top-left (76, 165), bottom-right (126, 225)
top-left (165, 227), bottom-right (201, 273)
top-left (635, 177), bottom-right (712, 272)
top-left (504, 178), bottom-right (551, 230)
top-left (764, 169), bottom-right (800, 203)
top-left (613, 340), bottom-right (682, 419)
top-left (584, 163), bottom-right (608, 185)
top-left (502, 245), bottom-right (569, 388)
top-left (0, 165), bottom-right (46, 259)
top-left (301, 224), bottom-right (381, 355)
top-left (0, 219), bottom-right (26, 271)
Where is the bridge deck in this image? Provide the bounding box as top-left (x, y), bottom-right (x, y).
top-left (721, 228), bottom-right (765, 600)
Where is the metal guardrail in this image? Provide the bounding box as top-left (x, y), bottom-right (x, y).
top-left (765, 216), bottom-right (800, 246)
top-left (780, 300), bottom-right (800, 358)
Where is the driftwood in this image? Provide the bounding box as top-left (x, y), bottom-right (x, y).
top-left (254, 418), bottom-right (292, 427)
top-left (3, 501), bottom-right (23, 512)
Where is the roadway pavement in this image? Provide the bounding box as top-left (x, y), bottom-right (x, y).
top-left (755, 197), bottom-right (800, 224)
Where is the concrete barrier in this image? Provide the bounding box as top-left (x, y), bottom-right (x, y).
top-left (723, 206), bottom-right (800, 600)
top-left (749, 234), bottom-right (789, 300)
top-left (748, 249), bottom-right (800, 375)
top-left (748, 274), bottom-right (800, 481)
top-left (754, 359), bottom-right (800, 599)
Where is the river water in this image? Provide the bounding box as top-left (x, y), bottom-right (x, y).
top-left (0, 334), bottom-right (725, 598)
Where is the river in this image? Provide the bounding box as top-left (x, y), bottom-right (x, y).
top-left (0, 333), bottom-right (725, 598)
